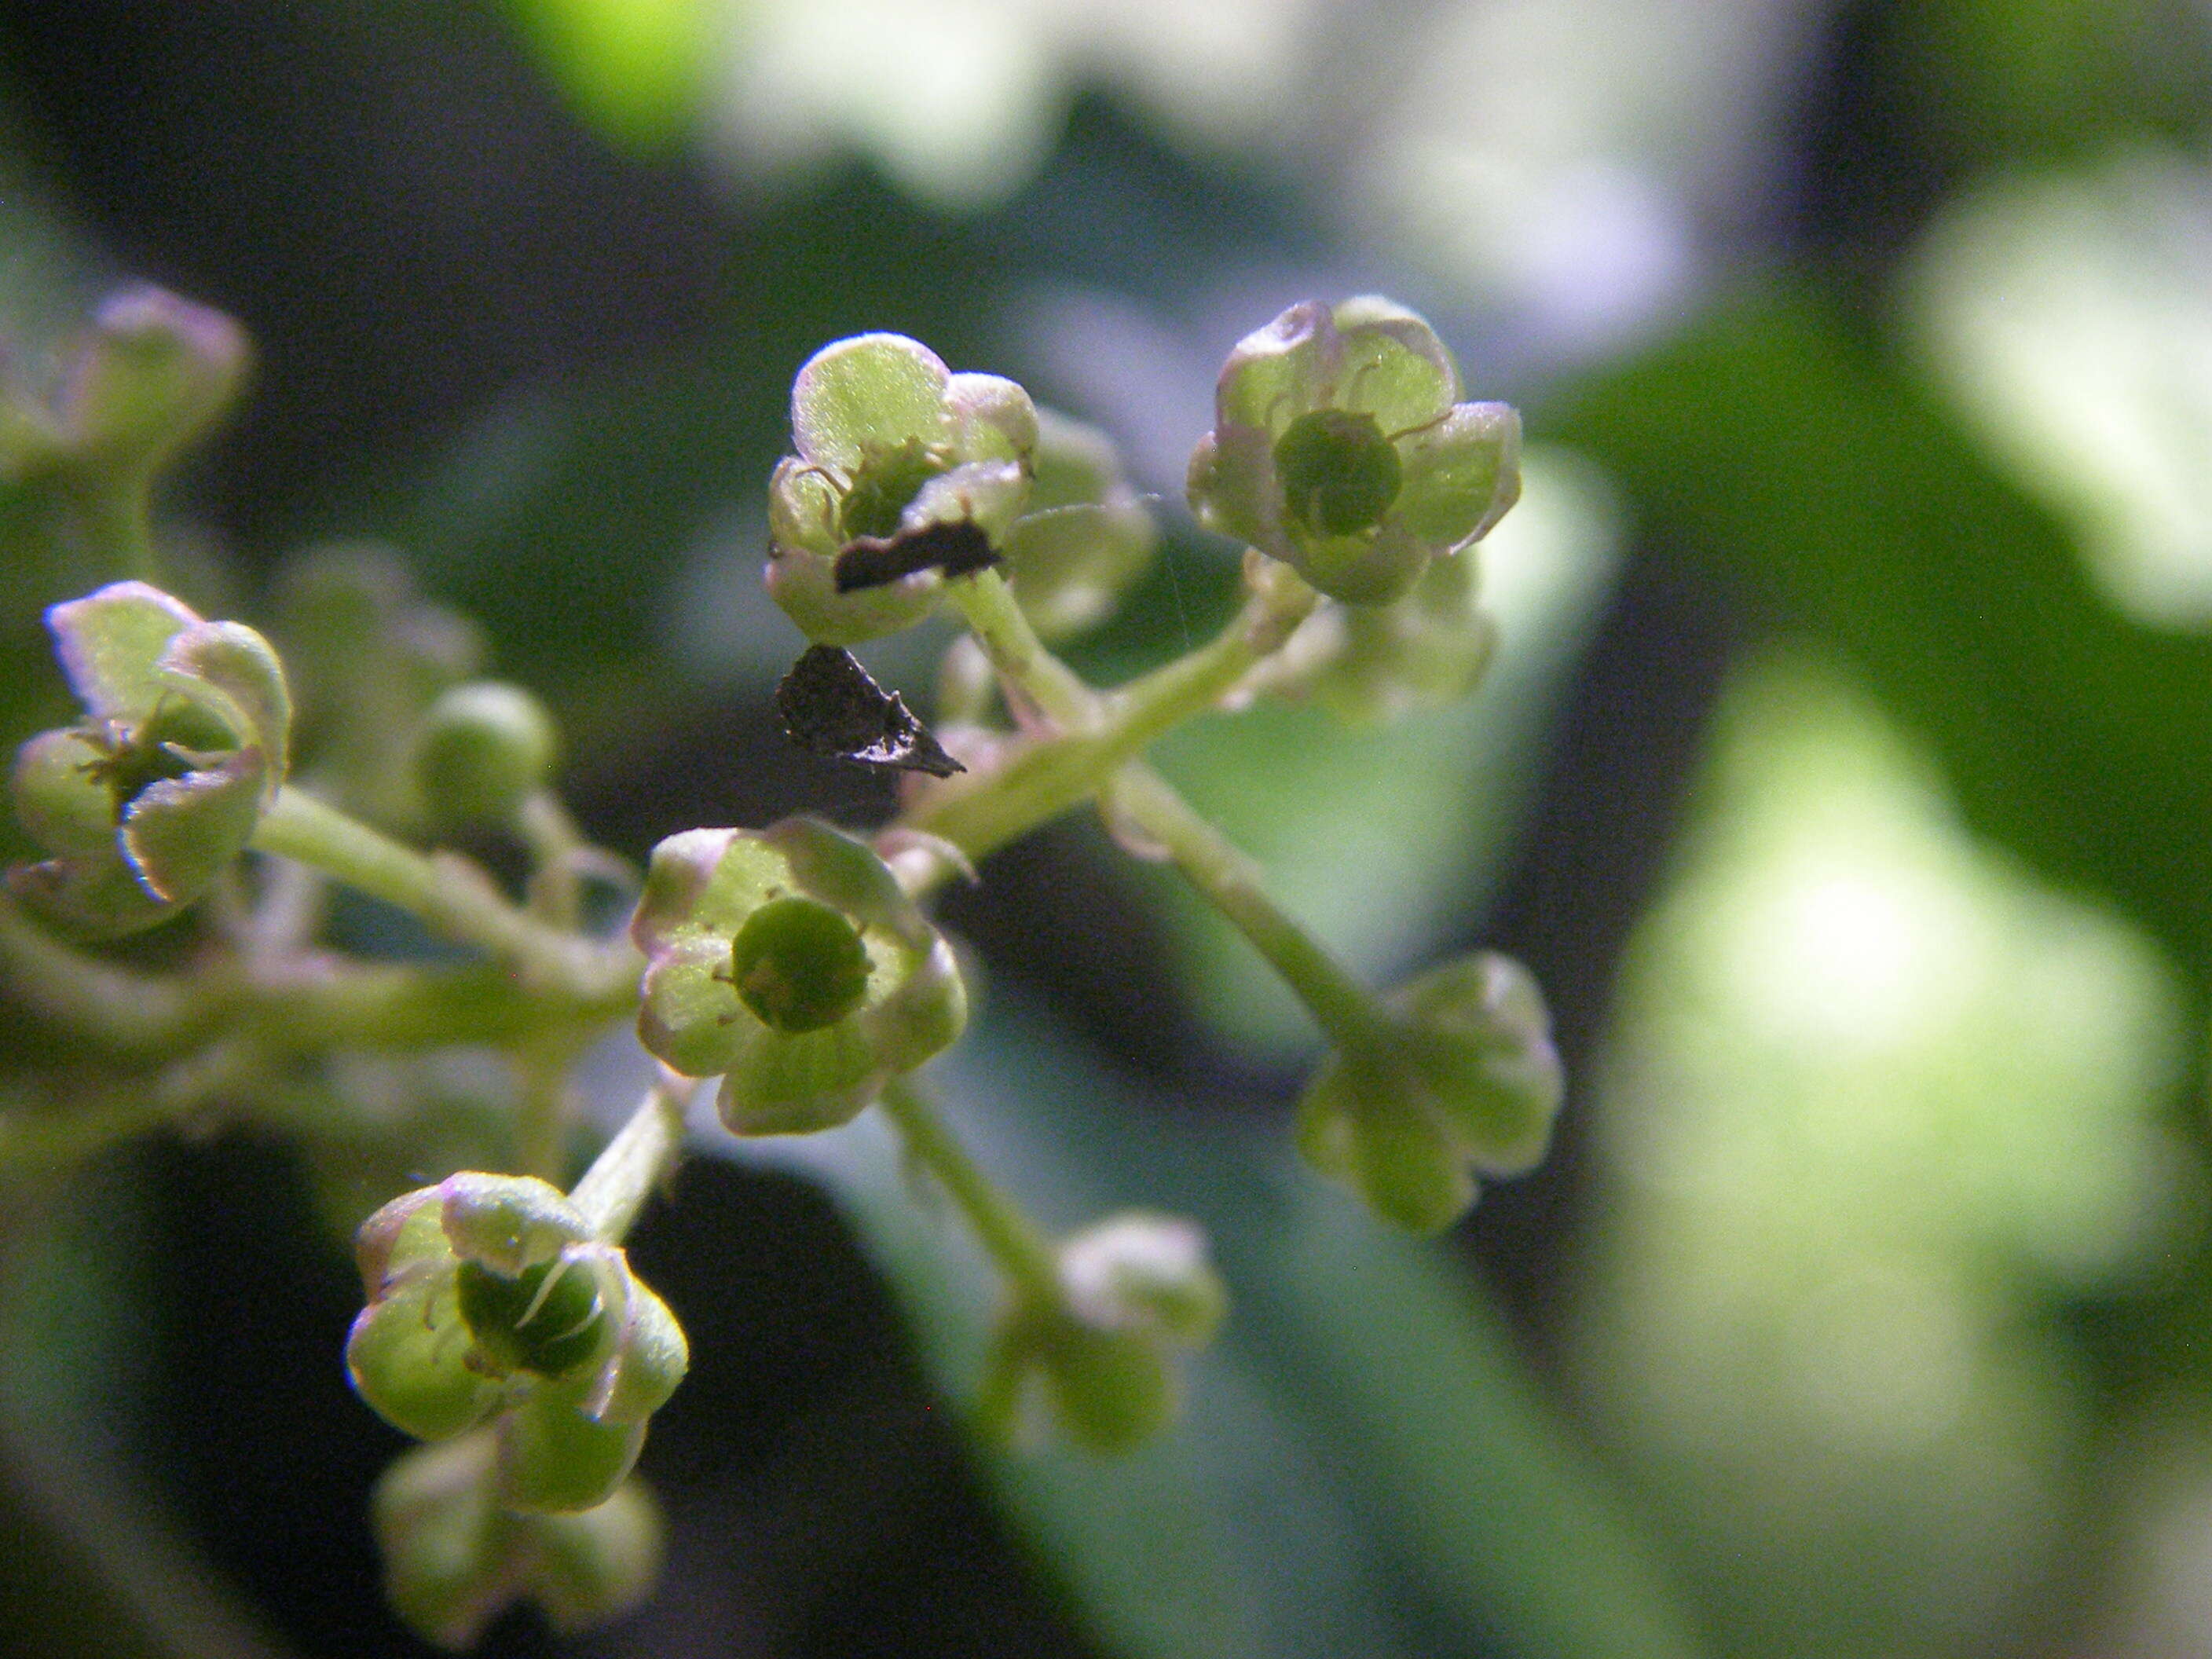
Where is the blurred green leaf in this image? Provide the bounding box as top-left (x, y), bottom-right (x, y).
top-left (500, 0), bottom-right (716, 151)
top-left (1548, 278), bottom-right (2212, 994)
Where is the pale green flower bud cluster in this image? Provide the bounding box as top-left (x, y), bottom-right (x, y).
top-left (1298, 952), bottom-right (1564, 1233)
top-left (986, 1213), bottom-right (1227, 1452)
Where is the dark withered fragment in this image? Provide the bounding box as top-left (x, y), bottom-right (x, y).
top-left (775, 645), bottom-right (965, 778)
top-left (833, 518), bottom-right (1001, 593)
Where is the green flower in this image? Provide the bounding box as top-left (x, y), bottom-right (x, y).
top-left (345, 1173), bottom-right (688, 1514)
top-left (766, 332), bottom-right (1037, 644)
top-left (1187, 298), bottom-right (1520, 606)
top-left (9, 581), bottom-right (290, 936)
top-left (984, 1213), bottom-right (1226, 1452)
top-left (1296, 952), bottom-right (1563, 1233)
top-left (373, 1434), bottom-right (662, 1650)
top-left (631, 817), bottom-right (966, 1135)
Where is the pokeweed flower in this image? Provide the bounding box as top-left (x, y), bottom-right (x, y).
top-left (373, 1434), bottom-right (662, 1651)
top-left (766, 332), bottom-right (1037, 645)
top-left (1186, 298), bottom-right (1520, 606)
top-left (9, 581), bottom-right (290, 936)
top-left (1296, 952), bottom-right (1563, 1234)
top-left (984, 1212), bottom-right (1226, 1453)
top-left (631, 817), bottom-right (966, 1135)
top-left (345, 1173), bottom-right (689, 1515)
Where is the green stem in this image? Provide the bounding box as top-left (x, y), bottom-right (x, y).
top-left (569, 1068), bottom-right (695, 1243)
top-left (943, 569), bottom-right (1098, 729)
top-left (249, 786), bottom-right (636, 1000)
top-left (1103, 761), bottom-right (1390, 1053)
top-left (0, 1041), bottom-right (259, 1180)
top-left (511, 1040), bottom-right (581, 1185)
top-left (878, 1075), bottom-right (1059, 1304)
top-left (0, 893), bottom-right (200, 1052)
top-left (516, 790), bottom-right (586, 929)
top-left (905, 585), bottom-right (1303, 866)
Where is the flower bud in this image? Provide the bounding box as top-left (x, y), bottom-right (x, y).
top-left (1246, 542), bottom-right (1500, 721)
top-left (1057, 1211), bottom-right (1227, 1347)
top-left (1296, 952), bottom-right (1563, 1233)
top-left (984, 1213), bottom-right (1225, 1453)
top-left (9, 581), bottom-right (291, 936)
top-left (766, 333), bottom-right (1037, 646)
top-left (373, 1434), bottom-right (663, 1650)
top-left (632, 817), bottom-right (966, 1135)
top-left (59, 286), bottom-right (248, 482)
top-left (998, 408), bottom-right (1157, 639)
top-left (1187, 298), bottom-right (1520, 606)
top-left (411, 680), bottom-right (560, 827)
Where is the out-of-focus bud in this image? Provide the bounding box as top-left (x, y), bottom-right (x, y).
top-left (1243, 541), bottom-right (1499, 721)
top-left (984, 1212), bottom-right (1225, 1453)
top-left (411, 681), bottom-right (561, 828)
top-left (1296, 952), bottom-right (1562, 1233)
top-left (374, 1433), bottom-right (663, 1650)
top-left (59, 287), bottom-right (248, 482)
top-left (999, 408), bottom-right (1157, 639)
top-left (632, 817), bottom-right (966, 1135)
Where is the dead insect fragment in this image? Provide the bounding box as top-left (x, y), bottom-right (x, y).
top-left (833, 518), bottom-right (1002, 594)
top-left (774, 645), bottom-right (965, 778)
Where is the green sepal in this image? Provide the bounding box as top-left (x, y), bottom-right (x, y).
top-left (790, 333), bottom-right (954, 474)
top-left (373, 1434), bottom-right (664, 1650)
top-left (346, 1194), bottom-right (504, 1442)
top-left (496, 1377), bottom-right (650, 1514)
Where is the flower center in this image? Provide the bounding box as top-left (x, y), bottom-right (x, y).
top-left (729, 895), bottom-right (873, 1033)
top-left (1273, 408), bottom-right (1402, 537)
top-left (456, 1257), bottom-right (607, 1378)
top-left (839, 437), bottom-right (950, 542)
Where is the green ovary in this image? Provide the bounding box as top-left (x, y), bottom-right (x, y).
top-left (1273, 408), bottom-right (1403, 537)
top-left (839, 437), bottom-right (947, 540)
top-left (729, 895), bottom-right (873, 1033)
top-left (456, 1258), bottom-right (607, 1379)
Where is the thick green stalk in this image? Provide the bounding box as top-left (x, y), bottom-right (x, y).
top-left (1102, 762), bottom-right (1390, 1053)
top-left (878, 1076), bottom-right (1060, 1306)
top-left (908, 582), bottom-right (1306, 864)
top-left (569, 1068), bottom-right (696, 1243)
top-left (250, 786), bottom-right (636, 1002)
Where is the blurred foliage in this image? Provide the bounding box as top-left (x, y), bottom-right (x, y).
top-left (5, 0), bottom-right (2212, 1655)
top-left (1573, 652), bottom-right (2188, 1658)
